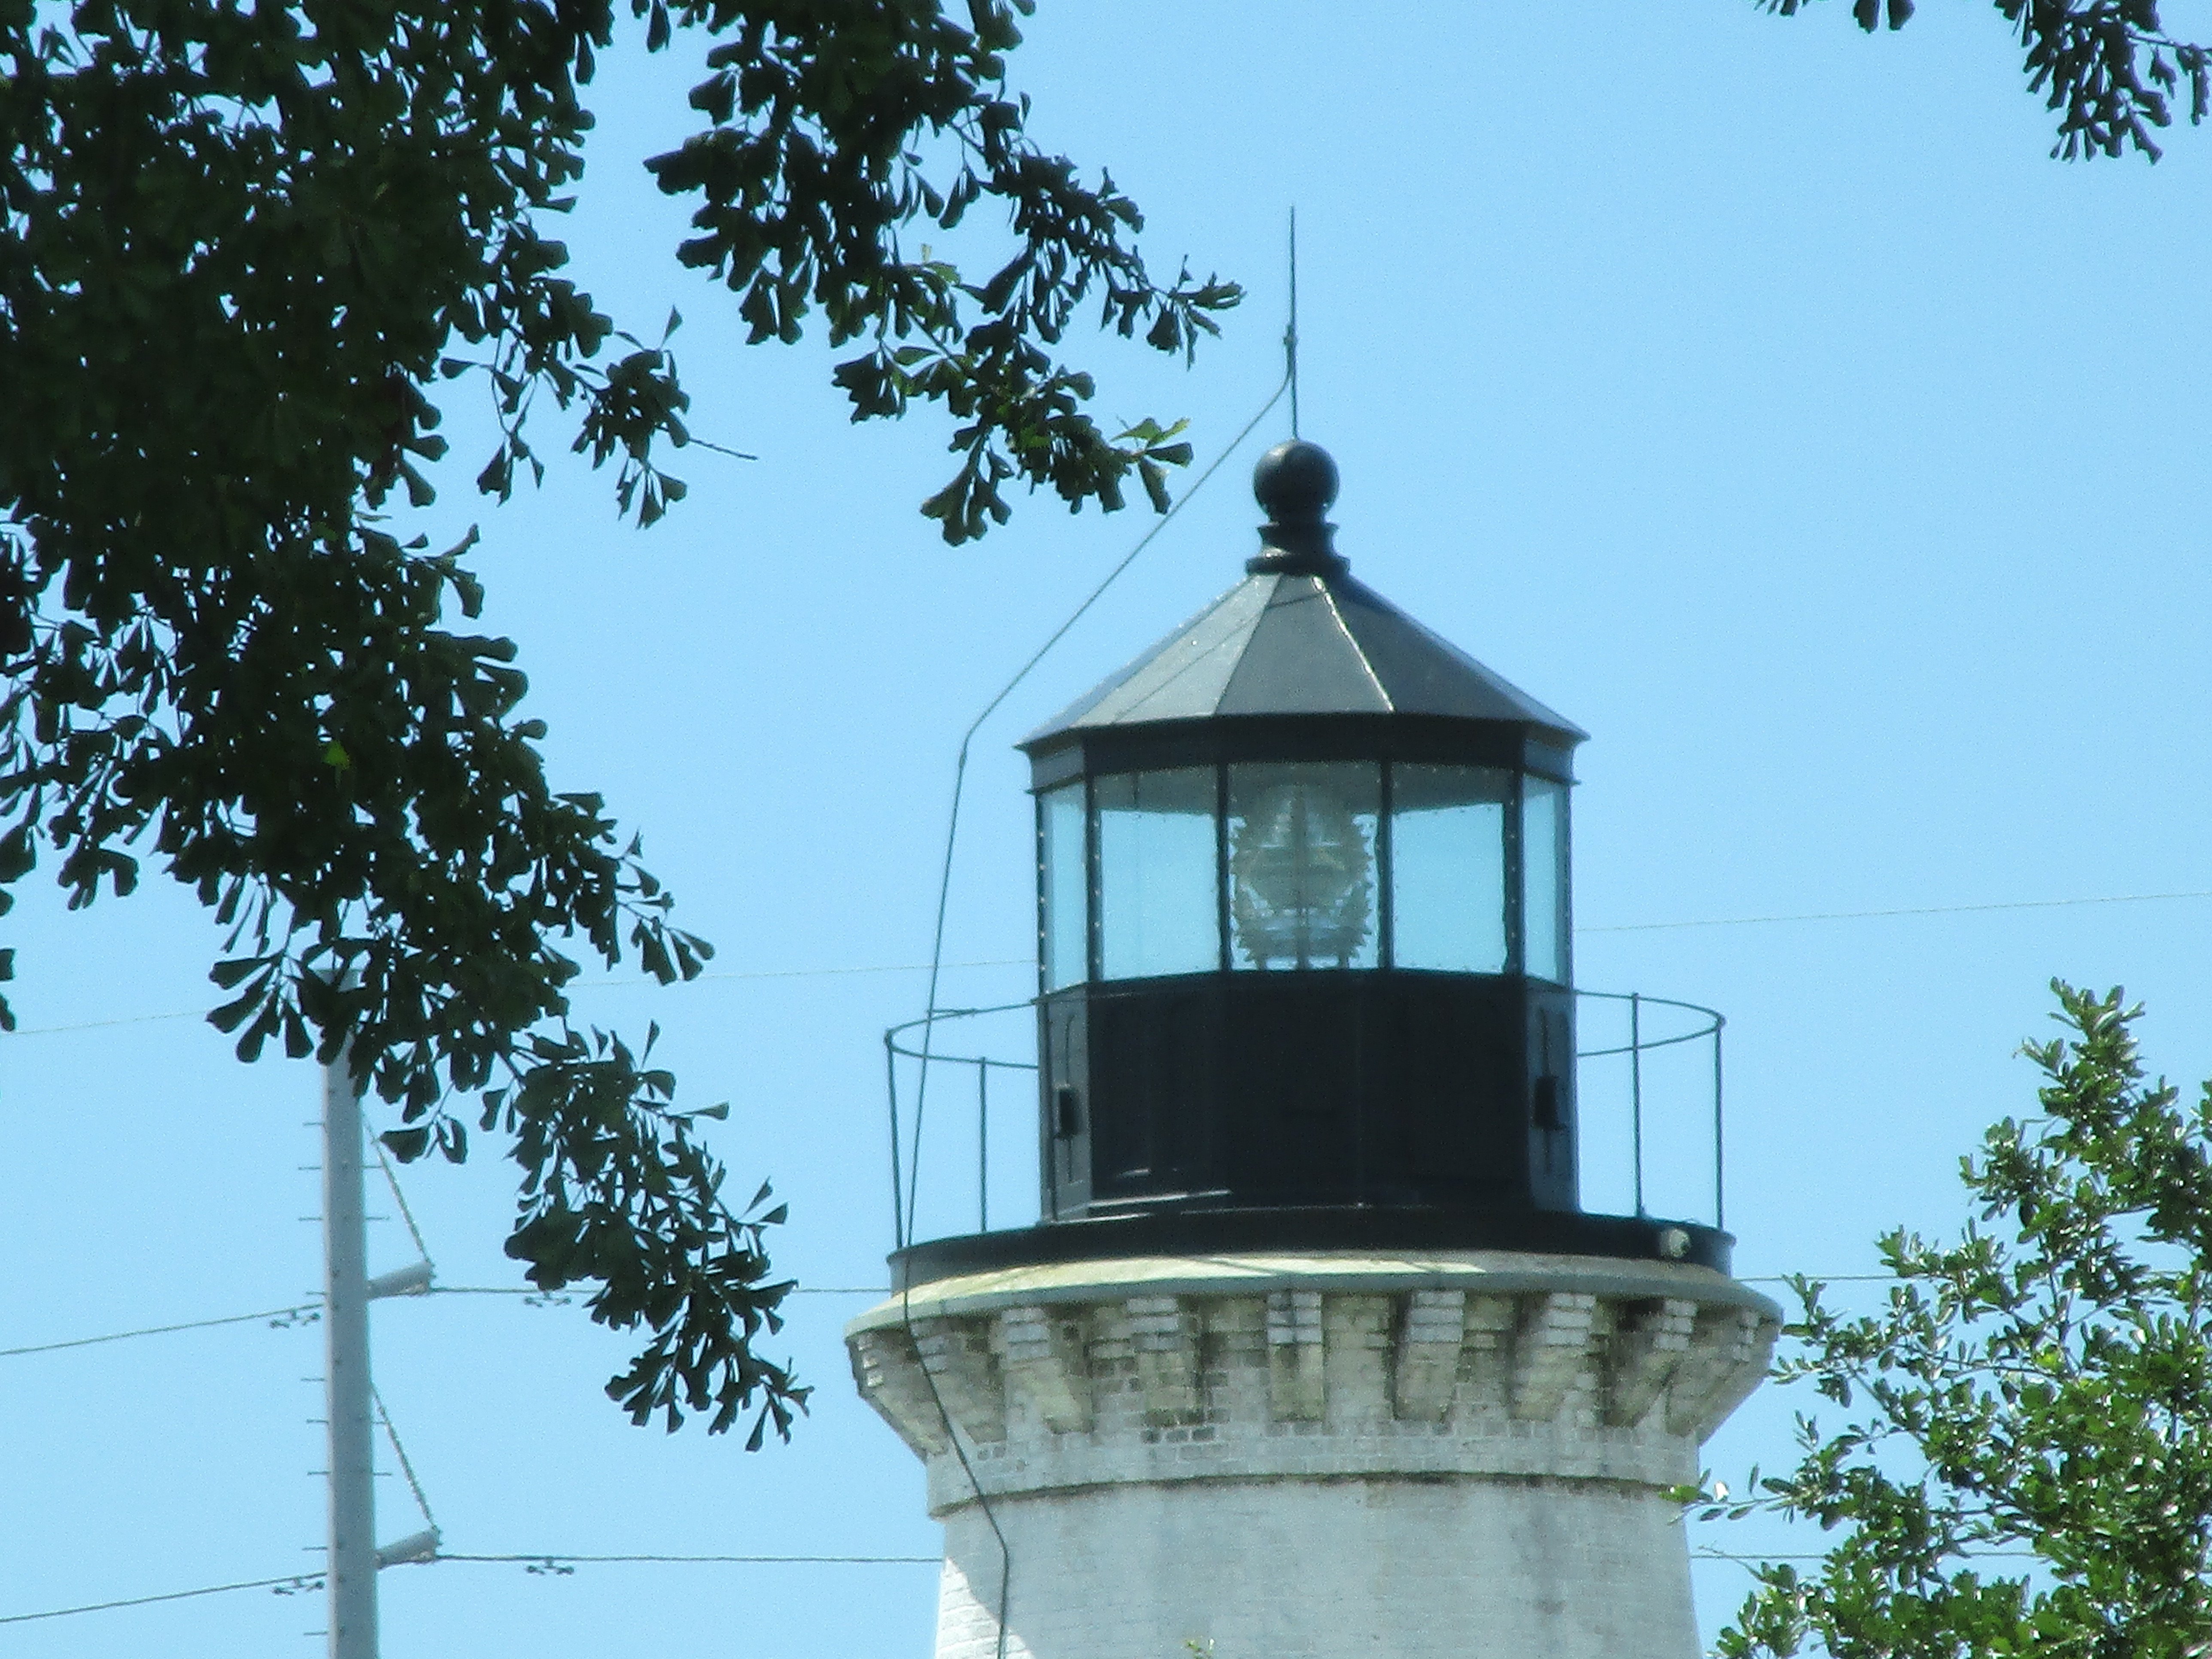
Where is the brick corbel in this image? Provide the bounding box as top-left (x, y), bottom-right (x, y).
top-left (1266, 1288), bottom-right (1326, 1422)
top-left (1124, 1294), bottom-right (1202, 1424)
top-left (1001, 1304), bottom-right (1094, 1434)
top-left (1392, 1289), bottom-right (1468, 1422)
top-left (849, 1324), bottom-right (949, 1456)
top-left (910, 1314), bottom-right (1007, 1446)
top-left (1605, 1297), bottom-right (1699, 1428)
top-left (1665, 1305), bottom-right (1776, 1441)
top-left (1511, 1291), bottom-right (1598, 1422)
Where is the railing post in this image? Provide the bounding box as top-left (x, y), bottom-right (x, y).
top-left (1712, 1020), bottom-right (1726, 1234)
top-left (884, 1032), bottom-right (905, 1250)
top-left (1629, 992), bottom-right (1644, 1218)
top-left (978, 1061), bottom-right (990, 1234)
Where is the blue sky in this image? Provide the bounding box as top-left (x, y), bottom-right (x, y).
top-left (7, 3), bottom-right (2212, 1653)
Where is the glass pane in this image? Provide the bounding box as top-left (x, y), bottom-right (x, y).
top-left (1097, 769), bottom-right (1219, 980)
top-left (1390, 764), bottom-right (1510, 972)
top-left (1522, 776), bottom-right (1571, 984)
top-left (1228, 763), bottom-right (1380, 971)
top-left (1040, 783), bottom-right (1088, 990)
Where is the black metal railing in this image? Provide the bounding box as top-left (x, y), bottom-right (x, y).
top-left (1571, 990), bottom-right (1726, 1232)
top-left (883, 988), bottom-right (1725, 1250)
top-left (884, 1001), bottom-right (1036, 1249)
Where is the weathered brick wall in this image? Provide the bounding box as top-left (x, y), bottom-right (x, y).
top-left (848, 1251), bottom-right (1777, 1659)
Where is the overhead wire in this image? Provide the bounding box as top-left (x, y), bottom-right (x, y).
top-left (890, 368), bottom-right (1297, 1659)
top-left (1583, 888), bottom-right (2212, 935)
top-left (429, 1282), bottom-right (883, 1297)
top-left (902, 366), bottom-right (1295, 1237)
top-left (7, 301), bottom-right (2182, 1635)
top-left (0, 1550), bottom-right (943, 1627)
top-left (0, 1303), bottom-right (319, 1359)
top-left (373, 1384), bottom-right (439, 1537)
top-left (3, 1270), bottom-right (1945, 1367)
top-left (0, 958), bottom-right (1031, 1038)
top-left (1, 1284), bottom-right (885, 1364)
top-left (370, 1133), bottom-right (434, 1268)
top-left (11, 888), bottom-right (2212, 1041)
top-left (4, 1536), bottom-right (2049, 1627)
top-left (436, 1551), bottom-right (938, 1568)
top-left (0, 1083), bottom-right (917, 1634)
top-left (1695, 1548), bottom-right (2039, 1565)
top-left (0, 1572), bottom-right (326, 1626)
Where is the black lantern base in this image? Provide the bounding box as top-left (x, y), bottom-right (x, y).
top-left (890, 1205), bottom-right (1733, 1292)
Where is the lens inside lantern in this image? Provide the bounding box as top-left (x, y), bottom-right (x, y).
top-left (1228, 763), bottom-right (1380, 971)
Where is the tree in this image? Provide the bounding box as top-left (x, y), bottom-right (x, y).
top-left (1769, 0), bottom-right (2211, 161)
top-left (6, 0), bottom-right (2197, 1459)
top-left (1701, 982), bottom-right (2212, 1656)
top-left (0, 0), bottom-right (1235, 1443)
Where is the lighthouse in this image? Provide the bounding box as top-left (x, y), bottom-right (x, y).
top-left (848, 440), bottom-right (1778, 1659)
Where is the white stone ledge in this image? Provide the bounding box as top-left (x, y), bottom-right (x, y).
top-left (845, 1250), bottom-right (1778, 1517)
top-left (849, 1249), bottom-right (1778, 1331)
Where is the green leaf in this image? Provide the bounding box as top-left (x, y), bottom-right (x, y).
top-left (210, 957), bottom-right (270, 991)
top-left (0, 0), bottom-right (1258, 1446)
top-left (1138, 458), bottom-right (1171, 514)
top-left (0, 826), bottom-right (32, 882)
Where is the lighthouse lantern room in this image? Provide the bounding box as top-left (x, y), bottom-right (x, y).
top-left (1024, 438), bottom-right (1584, 1233)
top-left (846, 440), bottom-right (1779, 1659)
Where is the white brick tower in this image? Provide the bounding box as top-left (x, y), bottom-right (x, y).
top-left (852, 441), bottom-right (1778, 1659)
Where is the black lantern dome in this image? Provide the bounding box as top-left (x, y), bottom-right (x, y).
top-left (1033, 441), bottom-right (1584, 745)
top-left (895, 441), bottom-right (1731, 1285)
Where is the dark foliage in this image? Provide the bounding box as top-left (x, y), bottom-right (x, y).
top-left (1769, 0), bottom-right (2209, 160)
top-left (0, 0), bottom-right (1234, 1440)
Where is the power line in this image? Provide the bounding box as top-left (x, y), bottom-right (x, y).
top-left (604, 958), bottom-right (1026, 989)
top-left (6, 1274), bottom-right (1931, 1365)
top-left (0, 1285), bottom-right (886, 1364)
top-left (371, 1135), bottom-right (435, 1267)
top-left (428, 1284), bottom-right (886, 1298)
top-left (1584, 889), bottom-right (2212, 935)
top-left (0, 1548), bottom-right (941, 1628)
top-left (28, 1541), bottom-right (2062, 1631)
top-left (11, 887), bottom-right (2209, 1039)
top-left (0, 1303), bottom-right (318, 1359)
top-left (893, 371), bottom-right (1302, 1659)
top-left (438, 1551), bottom-right (938, 1568)
top-left (1695, 1548), bottom-right (2038, 1564)
top-left (1, 959), bottom-right (1031, 1037)
top-left (373, 1385), bottom-right (439, 1537)
top-left (0, 1572), bottom-right (325, 1626)
top-left (905, 371), bottom-right (1297, 1241)
top-left (10, 1265), bottom-right (1954, 1368)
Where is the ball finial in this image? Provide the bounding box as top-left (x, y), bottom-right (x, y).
top-left (1252, 439), bottom-right (1339, 524)
top-left (1246, 439), bottom-right (1345, 576)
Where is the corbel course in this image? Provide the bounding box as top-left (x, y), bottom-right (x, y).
top-left (1001, 1303), bottom-right (1094, 1434)
top-left (1606, 1297), bottom-right (1700, 1428)
top-left (1392, 1289), bottom-right (1468, 1422)
top-left (1267, 1288), bottom-right (1326, 1422)
top-left (1511, 1291), bottom-right (1598, 1422)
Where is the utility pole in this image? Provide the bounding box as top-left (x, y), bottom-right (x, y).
top-left (323, 1051), bottom-right (377, 1659)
